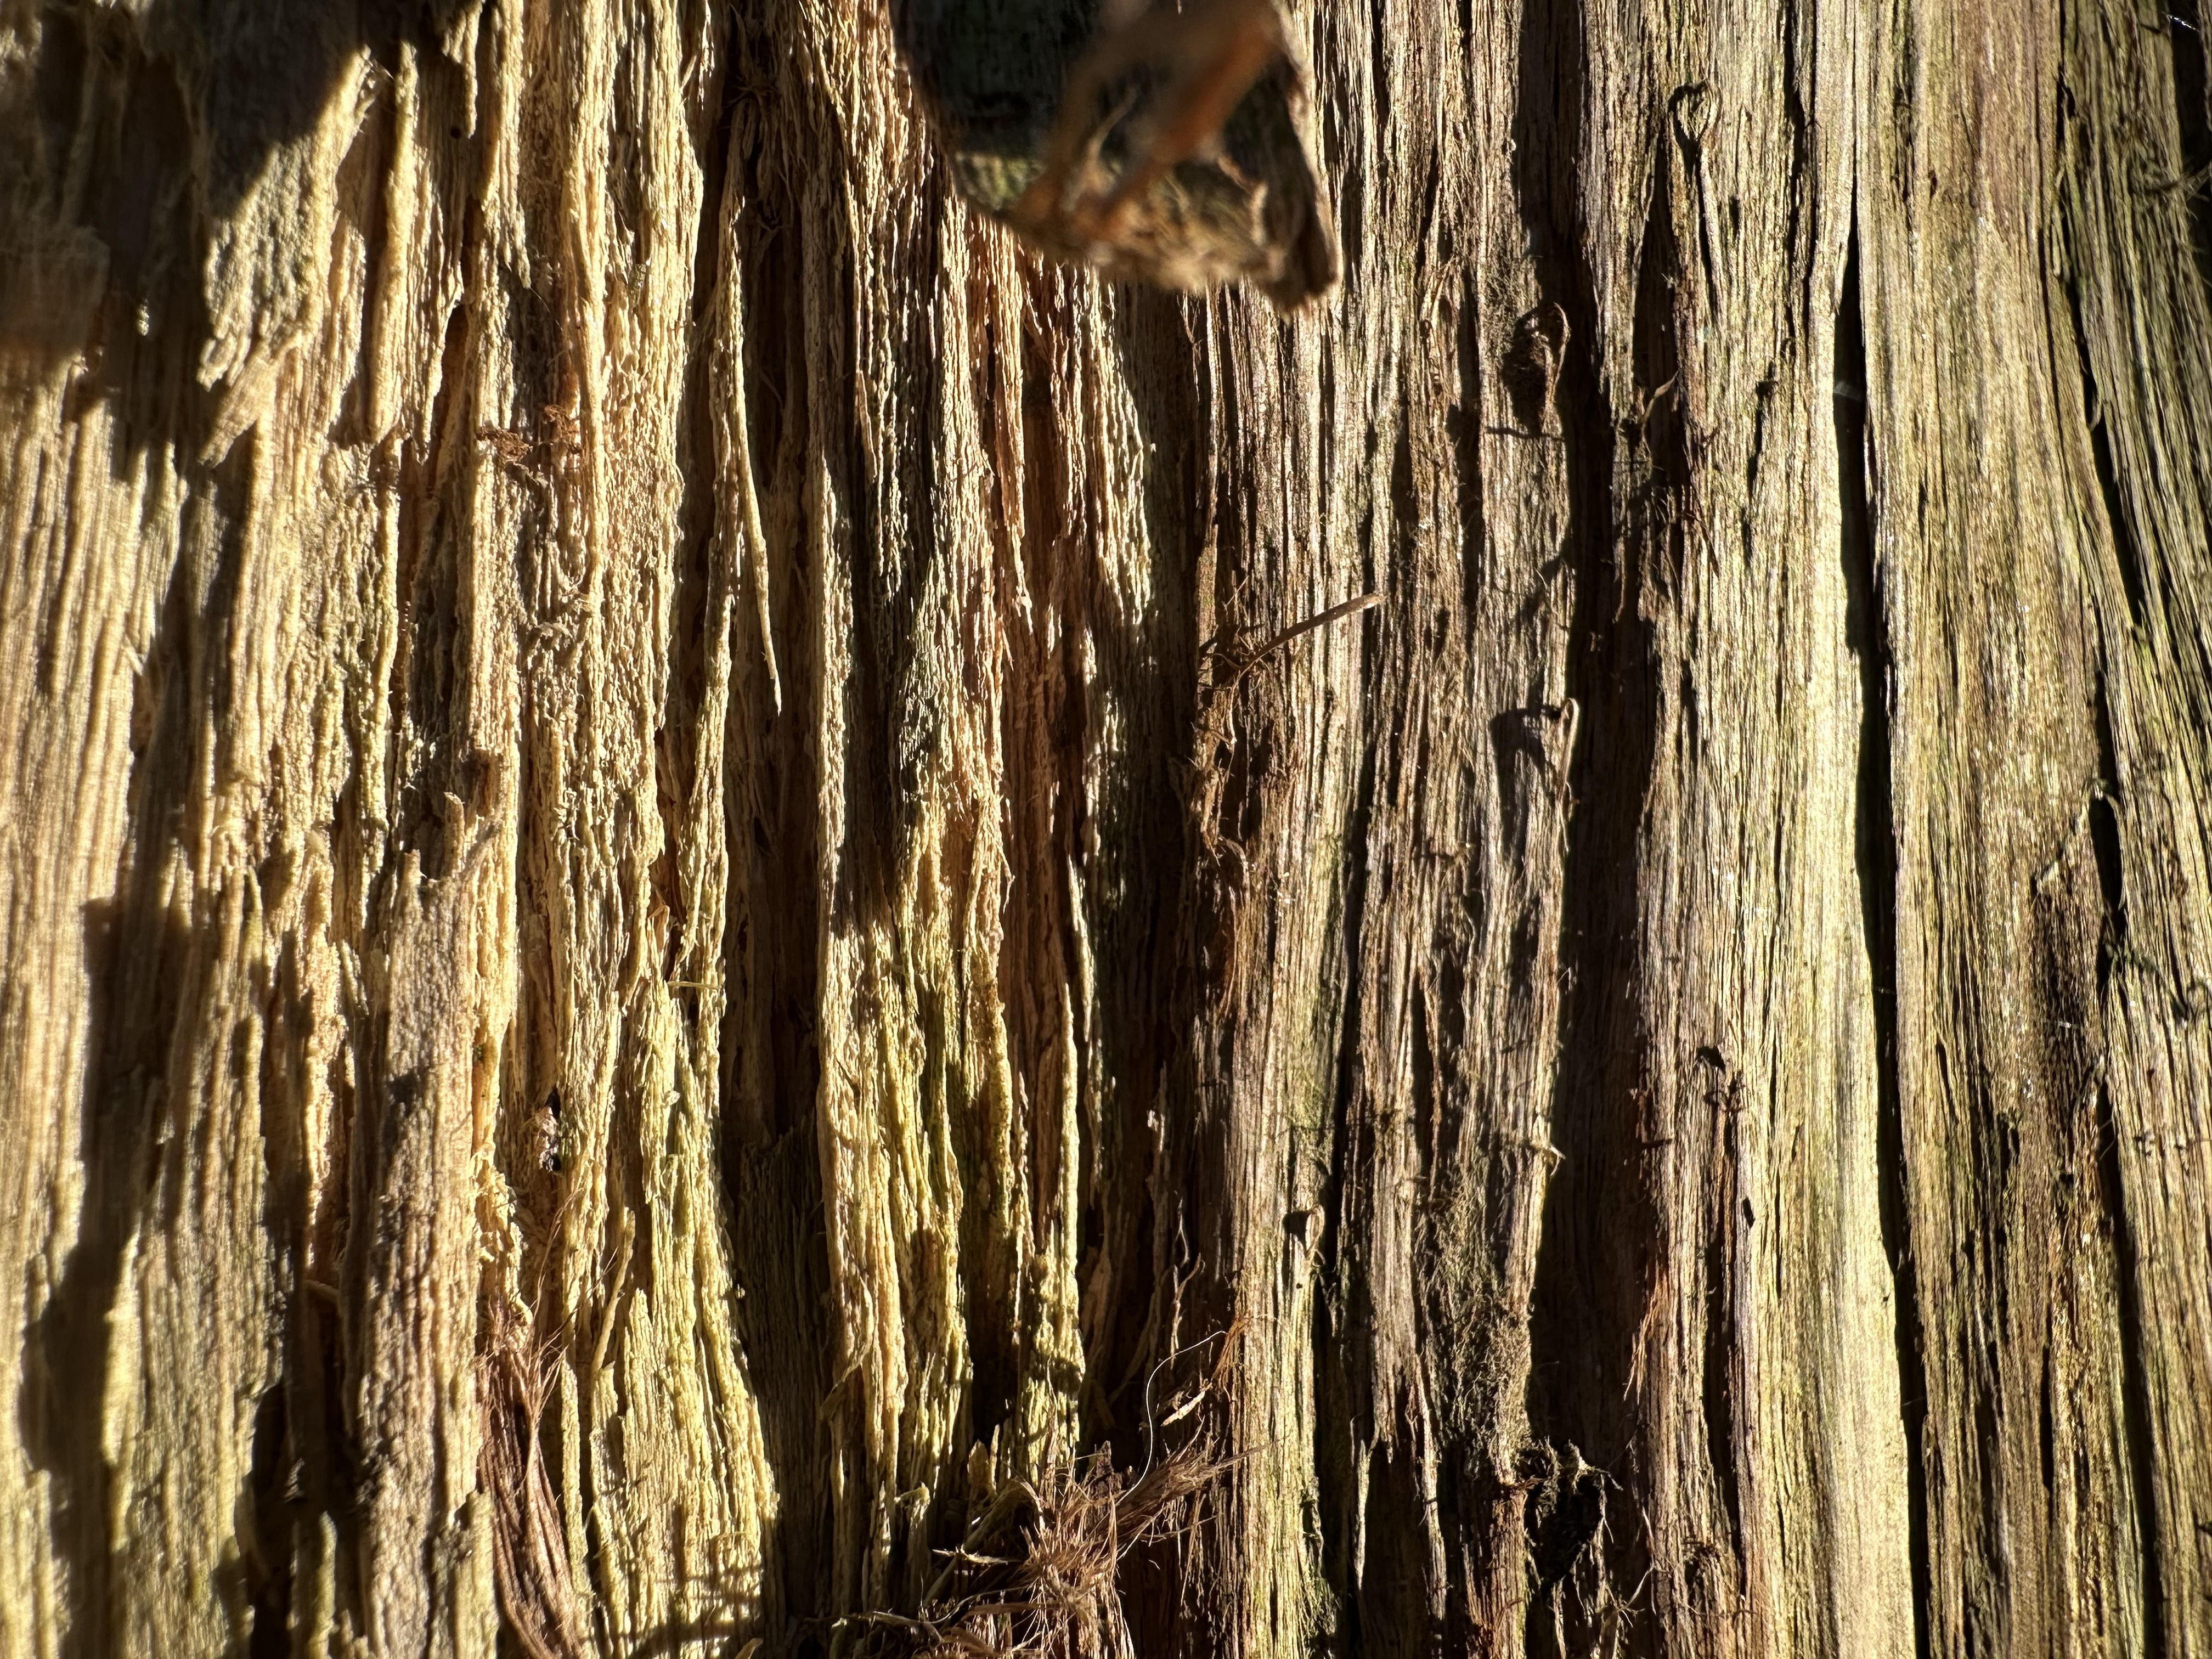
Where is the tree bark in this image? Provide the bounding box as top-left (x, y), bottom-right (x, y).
top-left (2, 0), bottom-right (2209, 1654)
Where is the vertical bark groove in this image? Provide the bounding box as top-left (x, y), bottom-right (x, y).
top-left (1838, 233), bottom-right (1931, 1659)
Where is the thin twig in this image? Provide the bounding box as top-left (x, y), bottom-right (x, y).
top-left (1211, 591), bottom-right (1382, 692)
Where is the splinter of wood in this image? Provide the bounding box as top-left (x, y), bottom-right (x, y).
top-left (1016, 0), bottom-right (1289, 244)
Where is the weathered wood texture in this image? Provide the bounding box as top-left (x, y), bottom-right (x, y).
top-left (2, 0), bottom-right (2209, 1653)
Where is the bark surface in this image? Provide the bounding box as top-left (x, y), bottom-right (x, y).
top-left (2, 0), bottom-right (2209, 1654)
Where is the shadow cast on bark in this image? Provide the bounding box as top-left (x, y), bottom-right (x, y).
top-left (2, 0), bottom-right (481, 466)
top-left (17, 436), bottom-right (263, 1658)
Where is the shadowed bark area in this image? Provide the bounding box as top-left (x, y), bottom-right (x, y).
top-left (1, 0), bottom-right (2208, 1655)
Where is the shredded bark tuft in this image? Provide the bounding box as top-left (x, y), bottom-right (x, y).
top-left (851, 1437), bottom-right (1231, 1658)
